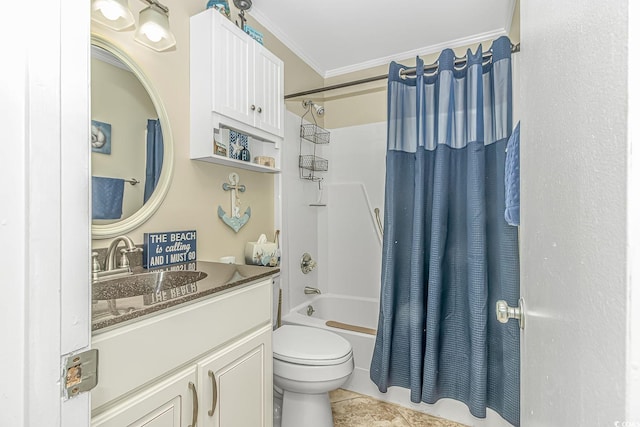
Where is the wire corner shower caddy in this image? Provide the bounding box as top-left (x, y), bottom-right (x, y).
top-left (299, 100), bottom-right (329, 182)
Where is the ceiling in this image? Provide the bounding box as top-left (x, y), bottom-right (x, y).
top-left (249, 0), bottom-right (516, 78)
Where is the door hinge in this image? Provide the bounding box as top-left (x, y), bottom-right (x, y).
top-left (62, 349), bottom-right (99, 400)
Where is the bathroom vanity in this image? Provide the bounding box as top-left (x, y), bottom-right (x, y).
top-left (90, 261), bottom-right (278, 427)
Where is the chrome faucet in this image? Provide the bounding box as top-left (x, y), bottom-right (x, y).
top-left (92, 235), bottom-right (141, 316)
top-left (106, 235), bottom-right (139, 270)
top-left (300, 253), bottom-right (317, 274)
top-left (304, 286), bottom-right (321, 295)
top-left (92, 235), bottom-right (140, 283)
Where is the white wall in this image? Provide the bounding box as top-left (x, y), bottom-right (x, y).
top-left (318, 122), bottom-right (386, 299)
top-left (520, 0), bottom-right (632, 425)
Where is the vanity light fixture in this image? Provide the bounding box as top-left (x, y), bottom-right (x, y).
top-left (91, 0), bottom-right (135, 31)
top-left (134, 1), bottom-right (176, 52)
top-left (91, 0), bottom-right (176, 52)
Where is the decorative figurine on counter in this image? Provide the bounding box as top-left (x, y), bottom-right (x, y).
top-left (218, 172), bottom-right (251, 233)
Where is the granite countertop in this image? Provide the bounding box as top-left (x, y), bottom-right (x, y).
top-left (92, 261), bottom-right (279, 333)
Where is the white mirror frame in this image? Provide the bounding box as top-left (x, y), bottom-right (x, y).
top-left (91, 35), bottom-right (174, 239)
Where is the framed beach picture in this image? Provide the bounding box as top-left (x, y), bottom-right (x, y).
top-left (91, 120), bottom-right (112, 154)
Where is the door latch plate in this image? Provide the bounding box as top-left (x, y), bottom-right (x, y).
top-left (63, 349), bottom-right (99, 400)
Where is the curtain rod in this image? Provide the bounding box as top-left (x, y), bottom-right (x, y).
top-left (284, 43), bottom-right (520, 100)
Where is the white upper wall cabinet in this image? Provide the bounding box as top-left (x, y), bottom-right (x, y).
top-left (190, 9), bottom-right (284, 172)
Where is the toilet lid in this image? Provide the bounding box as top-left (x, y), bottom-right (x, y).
top-left (273, 325), bottom-right (353, 366)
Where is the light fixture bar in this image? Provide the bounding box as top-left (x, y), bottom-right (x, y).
top-left (141, 0), bottom-right (169, 14)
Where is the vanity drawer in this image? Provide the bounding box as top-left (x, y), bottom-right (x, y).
top-left (91, 278), bottom-right (272, 412)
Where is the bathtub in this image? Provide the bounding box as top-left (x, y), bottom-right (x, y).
top-left (282, 293), bottom-right (379, 395)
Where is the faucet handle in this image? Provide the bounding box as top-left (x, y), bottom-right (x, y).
top-left (118, 248), bottom-right (131, 269)
top-left (92, 252), bottom-right (101, 273)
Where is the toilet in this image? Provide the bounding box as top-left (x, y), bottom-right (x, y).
top-left (273, 324), bottom-right (354, 427)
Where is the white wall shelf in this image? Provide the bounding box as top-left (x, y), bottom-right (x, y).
top-left (193, 153), bottom-right (280, 173)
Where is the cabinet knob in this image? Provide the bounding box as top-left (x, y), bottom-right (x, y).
top-left (257, 107), bottom-right (262, 113)
top-left (251, 104), bottom-right (256, 111)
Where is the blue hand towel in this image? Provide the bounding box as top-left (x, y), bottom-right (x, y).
top-left (504, 122), bottom-right (520, 226)
top-left (92, 176), bottom-right (124, 220)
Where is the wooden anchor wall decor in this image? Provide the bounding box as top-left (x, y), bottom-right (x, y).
top-left (218, 172), bottom-right (251, 233)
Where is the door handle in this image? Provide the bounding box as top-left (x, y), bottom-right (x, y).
top-left (257, 107), bottom-right (262, 113)
top-left (208, 370), bottom-right (218, 416)
top-left (496, 298), bottom-right (525, 329)
top-left (188, 381), bottom-right (198, 427)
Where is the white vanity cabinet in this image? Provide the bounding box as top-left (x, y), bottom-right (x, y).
top-left (91, 278), bottom-right (273, 427)
top-left (190, 9), bottom-right (284, 171)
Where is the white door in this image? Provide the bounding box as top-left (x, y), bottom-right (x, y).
top-left (213, 13), bottom-right (253, 126)
top-left (198, 327), bottom-right (272, 427)
top-left (91, 368), bottom-right (197, 427)
top-left (254, 44), bottom-right (284, 138)
top-left (519, 0), bottom-right (633, 425)
top-left (0, 1), bottom-right (92, 426)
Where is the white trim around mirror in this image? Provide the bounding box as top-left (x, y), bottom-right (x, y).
top-left (91, 34), bottom-right (174, 239)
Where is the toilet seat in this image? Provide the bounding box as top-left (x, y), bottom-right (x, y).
top-left (273, 325), bottom-right (352, 366)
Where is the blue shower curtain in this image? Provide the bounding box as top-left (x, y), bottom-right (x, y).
top-left (370, 36), bottom-right (520, 426)
top-left (144, 119), bottom-right (164, 203)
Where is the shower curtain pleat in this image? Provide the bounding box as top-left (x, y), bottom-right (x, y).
top-left (370, 36), bottom-right (520, 426)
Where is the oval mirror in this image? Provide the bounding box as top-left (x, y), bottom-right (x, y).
top-left (91, 35), bottom-right (173, 239)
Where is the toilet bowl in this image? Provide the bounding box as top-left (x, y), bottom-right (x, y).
top-left (273, 325), bottom-right (354, 427)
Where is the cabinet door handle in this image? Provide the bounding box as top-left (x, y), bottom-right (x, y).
top-left (251, 104), bottom-right (256, 111)
top-left (188, 381), bottom-right (199, 427)
top-left (208, 370), bottom-right (218, 416)
top-left (257, 107), bottom-right (262, 113)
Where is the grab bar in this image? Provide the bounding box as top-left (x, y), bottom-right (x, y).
top-left (374, 208), bottom-right (384, 237)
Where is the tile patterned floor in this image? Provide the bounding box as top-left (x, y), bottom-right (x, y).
top-left (329, 389), bottom-right (468, 427)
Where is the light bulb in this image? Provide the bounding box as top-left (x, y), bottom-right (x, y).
top-left (91, 0), bottom-right (135, 30)
top-left (99, 3), bottom-right (122, 20)
top-left (141, 23), bottom-right (164, 43)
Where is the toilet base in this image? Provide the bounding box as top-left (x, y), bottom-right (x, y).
top-left (281, 390), bottom-right (333, 427)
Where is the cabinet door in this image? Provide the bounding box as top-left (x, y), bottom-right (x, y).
top-left (92, 368), bottom-right (198, 427)
top-left (199, 327), bottom-right (272, 427)
top-left (254, 44), bottom-right (284, 138)
top-left (212, 15), bottom-right (253, 126)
